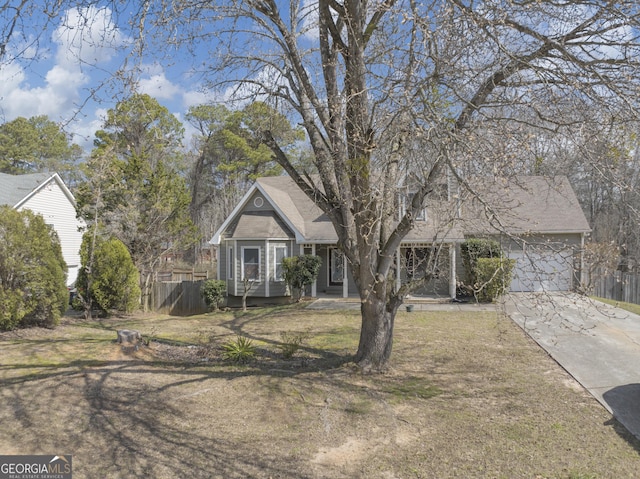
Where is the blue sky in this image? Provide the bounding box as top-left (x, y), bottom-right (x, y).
top-left (0, 1), bottom-right (325, 152)
top-left (2, 1), bottom-right (632, 155)
top-left (0, 5), bottom-right (220, 150)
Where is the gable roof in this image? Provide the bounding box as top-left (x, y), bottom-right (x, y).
top-left (258, 176), bottom-right (339, 242)
top-left (460, 176), bottom-right (591, 235)
top-left (211, 176), bottom-right (339, 244)
top-left (211, 175), bottom-right (466, 245)
top-left (0, 172), bottom-right (76, 209)
top-left (211, 175), bottom-right (589, 246)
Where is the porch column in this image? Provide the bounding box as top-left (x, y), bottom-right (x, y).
top-left (449, 245), bottom-right (456, 299)
top-left (233, 240), bottom-right (238, 297)
top-left (265, 240), bottom-right (270, 297)
top-left (216, 243), bottom-right (222, 284)
top-left (396, 247), bottom-right (402, 292)
top-left (579, 233), bottom-right (586, 289)
top-left (311, 244), bottom-right (317, 297)
top-left (342, 253), bottom-right (348, 298)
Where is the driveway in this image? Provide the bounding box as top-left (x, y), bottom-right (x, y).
top-left (504, 293), bottom-right (640, 441)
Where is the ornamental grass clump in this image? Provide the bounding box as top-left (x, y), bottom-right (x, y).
top-left (221, 335), bottom-right (256, 363)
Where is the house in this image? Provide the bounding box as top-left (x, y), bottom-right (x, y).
top-left (0, 172), bottom-right (86, 286)
top-left (210, 175), bottom-right (590, 304)
top-left (459, 176), bottom-right (591, 292)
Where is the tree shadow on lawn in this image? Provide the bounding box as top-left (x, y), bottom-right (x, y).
top-left (0, 306), bottom-right (362, 478)
top-left (78, 363), bottom-right (315, 478)
top-left (0, 353), bottom-right (357, 478)
top-left (6, 307), bottom-right (640, 477)
top-left (215, 306), bottom-right (359, 363)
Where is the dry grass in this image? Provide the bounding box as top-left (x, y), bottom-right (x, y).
top-left (1, 304), bottom-right (639, 478)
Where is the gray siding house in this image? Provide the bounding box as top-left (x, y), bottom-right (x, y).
top-left (460, 176), bottom-right (591, 292)
top-left (210, 175), bottom-right (590, 304)
top-left (0, 172), bottom-right (86, 286)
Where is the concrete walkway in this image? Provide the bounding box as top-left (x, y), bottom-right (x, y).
top-left (306, 297), bottom-right (498, 312)
top-left (309, 294), bottom-right (640, 440)
top-left (504, 293), bottom-right (640, 441)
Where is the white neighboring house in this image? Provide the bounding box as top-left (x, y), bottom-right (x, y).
top-left (0, 172), bottom-right (86, 286)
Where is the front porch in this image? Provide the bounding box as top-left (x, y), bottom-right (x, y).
top-left (301, 243), bottom-right (458, 300)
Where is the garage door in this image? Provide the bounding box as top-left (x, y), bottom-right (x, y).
top-left (508, 248), bottom-right (573, 292)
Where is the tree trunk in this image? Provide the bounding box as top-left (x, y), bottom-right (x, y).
top-left (142, 271), bottom-right (152, 312)
top-left (355, 294), bottom-right (400, 371)
top-left (242, 278), bottom-right (253, 312)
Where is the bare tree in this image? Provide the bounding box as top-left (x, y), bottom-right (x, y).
top-left (131, 0), bottom-right (640, 370)
top-left (6, 1), bottom-right (640, 369)
top-left (241, 277), bottom-right (255, 313)
top-left (0, 2), bottom-right (54, 63)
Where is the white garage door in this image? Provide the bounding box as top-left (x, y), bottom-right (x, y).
top-left (508, 248), bottom-right (573, 292)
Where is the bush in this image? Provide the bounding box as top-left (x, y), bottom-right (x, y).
top-left (460, 238), bottom-right (514, 302)
top-left (282, 255), bottom-right (322, 302)
top-left (201, 279), bottom-right (226, 311)
top-left (278, 330), bottom-right (310, 359)
top-left (76, 231), bottom-right (141, 314)
top-left (0, 207), bottom-right (68, 330)
top-left (221, 336), bottom-right (256, 362)
top-left (473, 257), bottom-right (515, 302)
top-left (461, 237), bottom-right (502, 283)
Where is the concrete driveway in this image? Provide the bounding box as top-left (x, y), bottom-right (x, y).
top-left (504, 293), bottom-right (640, 441)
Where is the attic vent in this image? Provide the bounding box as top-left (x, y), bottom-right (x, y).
top-left (253, 196), bottom-right (264, 208)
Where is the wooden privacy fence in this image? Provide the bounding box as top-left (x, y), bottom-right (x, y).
top-left (154, 269), bottom-right (209, 282)
top-left (593, 270), bottom-right (640, 305)
top-left (151, 280), bottom-right (209, 316)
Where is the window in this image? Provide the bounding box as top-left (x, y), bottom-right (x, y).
top-left (404, 192), bottom-right (426, 221)
top-left (274, 245), bottom-right (287, 281)
top-left (228, 247), bottom-right (233, 279)
top-left (329, 248), bottom-right (344, 285)
top-left (242, 247), bottom-right (261, 281)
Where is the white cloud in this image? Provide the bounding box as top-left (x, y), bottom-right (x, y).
top-left (0, 61), bottom-right (25, 97)
top-left (299, 0), bottom-right (320, 40)
top-left (137, 68), bottom-right (181, 100)
top-left (67, 108), bottom-right (108, 149)
top-left (0, 6), bottom-right (127, 126)
top-left (182, 87), bottom-right (218, 108)
top-left (53, 6), bottom-right (128, 68)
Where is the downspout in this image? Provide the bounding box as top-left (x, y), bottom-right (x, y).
top-left (449, 244), bottom-right (457, 299)
top-left (342, 252), bottom-right (348, 298)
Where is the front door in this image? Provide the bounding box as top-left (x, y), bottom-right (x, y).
top-left (329, 248), bottom-right (344, 285)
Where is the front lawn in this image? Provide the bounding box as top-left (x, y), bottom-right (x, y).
top-left (592, 296), bottom-right (640, 316)
top-left (0, 305), bottom-right (638, 478)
